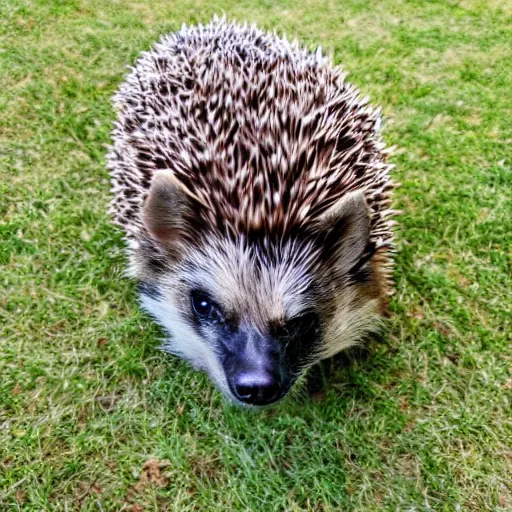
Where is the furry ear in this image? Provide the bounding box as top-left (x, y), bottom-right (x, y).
top-left (143, 170), bottom-right (193, 246)
top-left (317, 191), bottom-right (370, 274)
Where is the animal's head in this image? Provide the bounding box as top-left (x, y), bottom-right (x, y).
top-left (136, 171), bottom-right (384, 406)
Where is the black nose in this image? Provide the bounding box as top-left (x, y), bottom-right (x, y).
top-left (233, 370), bottom-right (282, 405)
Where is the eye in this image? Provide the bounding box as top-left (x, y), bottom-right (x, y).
top-left (190, 290), bottom-right (215, 318)
top-left (272, 312), bottom-right (320, 339)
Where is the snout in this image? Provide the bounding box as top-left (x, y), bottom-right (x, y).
top-left (230, 368), bottom-right (289, 406)
top-left (220, 327), bottom-right (294, 406)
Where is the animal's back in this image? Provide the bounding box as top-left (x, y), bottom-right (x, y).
top-left (108, 17), bottom-right (393, 254)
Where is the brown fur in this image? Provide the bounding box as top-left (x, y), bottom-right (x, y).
top-left (106, 17), bottom-right (397, 399)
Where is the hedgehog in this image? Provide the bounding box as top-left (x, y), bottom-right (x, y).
top-left (107, 16), bottom-right (396, 407)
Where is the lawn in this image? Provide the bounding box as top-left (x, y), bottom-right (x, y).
top-left (1, 0), bottom-right (511, 510)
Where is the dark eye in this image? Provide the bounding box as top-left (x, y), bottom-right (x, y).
top-left (272, 311), bottom-right (320, 339)
top-left (190, 291), bottom-right (214, 318)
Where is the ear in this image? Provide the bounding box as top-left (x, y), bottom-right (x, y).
top-left (317, 191), bottom-right (370, 274)
top-left (143, 170), bottom-right (192, 246)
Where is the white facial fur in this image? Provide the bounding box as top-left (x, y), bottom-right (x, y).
top-left (140, 289), bottom-right (233, 398)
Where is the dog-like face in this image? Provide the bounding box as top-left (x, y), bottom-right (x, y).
top-left (138, 171), bottom-right (382, 406)
top-left (140, 235), bottom-right (325, 405)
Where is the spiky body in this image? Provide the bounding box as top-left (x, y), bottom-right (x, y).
top-left (107, 18), bottom-right (396, 405)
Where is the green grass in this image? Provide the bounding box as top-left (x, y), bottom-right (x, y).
top-left (1, 0), bottom-right (511, 510)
